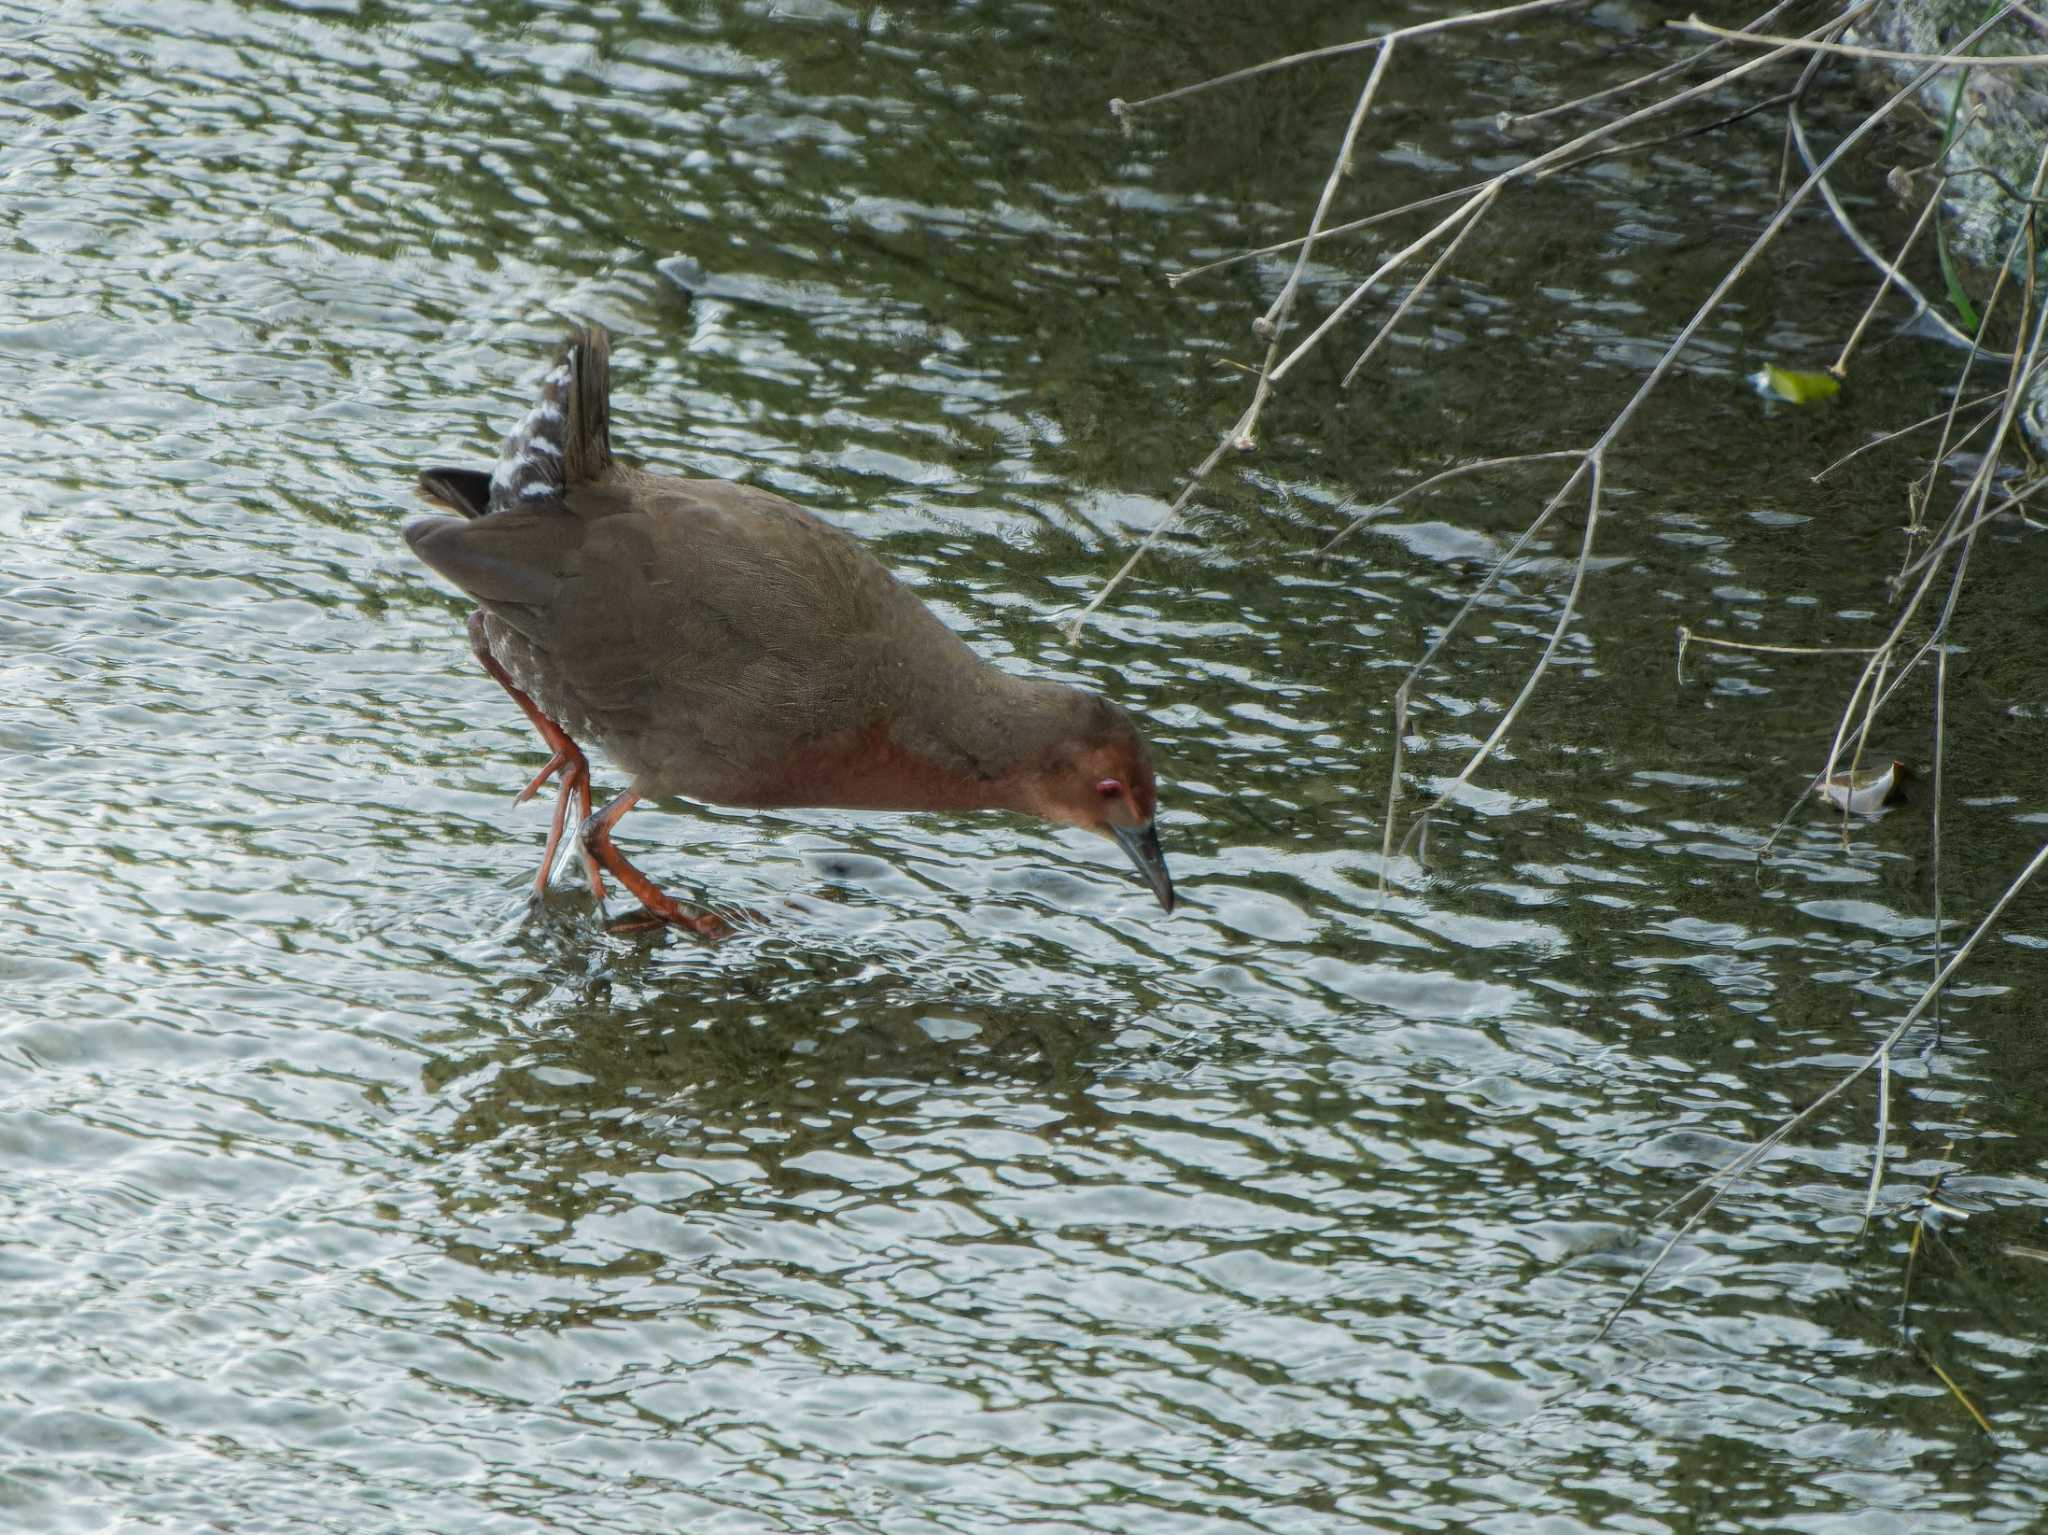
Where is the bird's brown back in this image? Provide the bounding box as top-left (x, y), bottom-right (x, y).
top-left (409, 327), bottom-right (1124, 816)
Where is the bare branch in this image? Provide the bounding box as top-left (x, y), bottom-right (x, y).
top-left (1788, 108), bottom-right (2001, 358)
top-left (1269, 186), bottom-right (1498, 389)
top-left (1109, 0), bottom-right (1587, 119)
top-left (1800, 139), bottom-right (2048, 811)
top-left (1894, 477), bottom-right (2048, 581)
top-left (1503, 0), bottom-right (1803, 126)
top-left (1340, 200), bottom-right (1491, 387)
top-left (1598, 837), bottom-right (2048, 1339)
top-left (1393, 456), bottom-right (1605, 864)
top-left (1672, 13), bottom-right (2048, 67)
top-left (1258, 41), bottom-right (1396, 341)
top-left (1811, 392), bottom-right (2005, 480)
top-left (1168, 185), bottom-right (1480, 288)
top-left (1830, 178), bottom-right (1946, 376)
top-left (1388, 7), bottom-right (2002, 861)
top-left (1172, 10), bottom-right (1857, 289)
top-left (1319, 451), bottom-right (1585, 555)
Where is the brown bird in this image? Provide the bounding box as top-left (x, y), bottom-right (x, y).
top-left (405, 326), bottom-right (1173, 935)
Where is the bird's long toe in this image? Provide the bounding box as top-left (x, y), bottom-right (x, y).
top-left (577, 790), bottom-right (731, 940)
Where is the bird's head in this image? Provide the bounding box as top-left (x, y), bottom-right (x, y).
top-left (1020, 690), bottom-right (1173, 912)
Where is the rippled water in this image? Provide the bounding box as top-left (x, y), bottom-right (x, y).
top-left (5, 2), bottom-right (2045, 1531)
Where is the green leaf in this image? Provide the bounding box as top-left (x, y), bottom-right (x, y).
top-left (1751, 363), bottom-right (1841, 404)
top-left (1936, 220), bottom-right (1981, 333)
top-left (1930, 23), bottom-right (1983, 332)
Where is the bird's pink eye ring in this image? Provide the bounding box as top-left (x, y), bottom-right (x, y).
top-left (1096, 779), bottom-right (1123, 799)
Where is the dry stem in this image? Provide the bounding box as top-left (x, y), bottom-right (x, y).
top-left (1503, 0), bottom-right (1803, 126)
top-left (1811, 391), bottom-right (2006, 480)
top-left (1596, 838), bottom-right (2048, 1339)
top-left (1072, 8), bottom-right (1869, 640)
top-left (1109, 0), bottom-right (1586, 120)
top-left (1789, 108), bottom-right (2002, 359)
top-left (1797, 137), bottom-right (2048, 832)
top-left (1674, 13), bottom-right (2048, 67)
top-left (1317, 450), bottom-right (1585, 555)
top-left (1830, 180), bottom-right (1947, 375)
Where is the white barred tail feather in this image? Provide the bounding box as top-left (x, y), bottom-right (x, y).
top-left (485, 327), bottom-right (613, 511)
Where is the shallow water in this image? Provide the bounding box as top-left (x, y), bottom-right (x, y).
top-left (5, 3), bottom-right (2046, 1531)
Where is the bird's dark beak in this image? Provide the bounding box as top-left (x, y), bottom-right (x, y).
top-left (1111, 820), bottom-right (1175, 913)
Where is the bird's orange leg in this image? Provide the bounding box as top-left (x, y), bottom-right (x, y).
top-left (578, 790), bottom-right (734, 940)
top-left (523, 748), bottom-right (597, 900)
top-left (466, 612), bottom-right (604, 901)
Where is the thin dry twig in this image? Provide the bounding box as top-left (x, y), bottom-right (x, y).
top-left (1788, 107), bottom-right (2002, 358)
top-left (1860, 1038), bottom-right (1894, 1228)
top-left (1173, 6), bottom-right (1882, 287)
top-left (1075, 9), bottom-right (1870, 637)
top-left (1940, 161), bottom-right (2048, 208)
top-left (1109, 0), bottom-right (1586, 120)
top-left (1900, 159), bottom-right (2042, 546)
top-left (1064, 45), bottom-right (1402, 644)
top-left (1504, 0), bottom-right (1803, 126)
top-left (1832, 179), bottom-right (1947, 375)
top-left (1800, 138), bottom-right (2048, 819)
top-left (1927, 645), bottom-right (1949, 1051)
top-left (1893, 475), bottom-right (2048, 581)
top-left (1264, 9), bottom-right (1856, 384)
top-left (1677, 630), bottom-right (1885, 659)
top-left (1918, 1344), bottom-right (1996, 1435)
top-left (1750, 628), bottom-right (1951, 861)
top-left (1065, 190), bottom-right (1493, 641)
top-left (1257, 42), bottom-right (1397, 343)
top-left (1746, 132), bottom-right (2048, 869)
top-left (1596, 838), bottom-right (2048, 1339)
top-left (1897, 1152), bottom-right (1996, 1434)
top-left (1264, 186), bottom-right (1499, 394)
top-left (1811, 391), bottom-right (2005, 480)
top-left (1390, 10), bottom-right (1952, 864)
top-left (1390, 456), bottom-right (1605, 866)
top-left (1168, 185), bottom-right (1478, 288)
top-left (1378, 456), bottom-right (1594, 871)
top-left (1318, 450), bottom-right (1585, 555)
top-left (1674, 627), bottom-right (1887, 685)
top-left (1340, 202), bottom-right (1491, 386)
top-left (1673, 13), bottom-right (2048, 67)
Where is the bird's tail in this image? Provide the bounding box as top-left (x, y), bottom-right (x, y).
top-left (484, 324), bottom-right (614, 510)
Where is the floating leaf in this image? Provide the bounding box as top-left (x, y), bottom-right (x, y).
top-left (1751, 364), bottom-right (1841, 405)
top-left (1818, 759), bottom-right (1910, 815)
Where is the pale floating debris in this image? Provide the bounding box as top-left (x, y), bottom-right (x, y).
top-left (1818, 758), bottom-right (1908, 815)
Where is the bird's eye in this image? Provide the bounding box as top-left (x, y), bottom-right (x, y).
top-left (1096, 779), bottom-right (1123, 799)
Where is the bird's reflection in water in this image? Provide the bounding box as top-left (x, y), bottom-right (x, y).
top-left (408, 922), bottom-right (1140, 1303)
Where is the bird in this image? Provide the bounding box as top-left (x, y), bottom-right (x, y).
top-left (404, 325), bottom-right (1173, 936)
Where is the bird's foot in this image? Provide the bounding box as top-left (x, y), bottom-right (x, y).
top-left (515, 747), bottom-right (573, 805)
top-left (606, 904), bottom-right (740, 941)
top-left (579, 789), bottom-right (738, 941)
top-left (468, 613), bottom-right (604, 901)
top-left (516, 745), bottom-right (604, 902)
